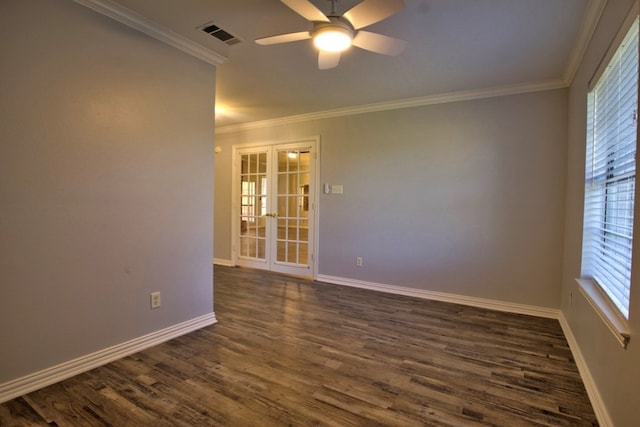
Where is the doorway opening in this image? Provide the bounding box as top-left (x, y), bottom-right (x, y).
top-left (232, 139), bottom-right (319, 279)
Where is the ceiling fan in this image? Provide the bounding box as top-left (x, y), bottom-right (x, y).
top-left (255, 0), bottom-right (407, 70)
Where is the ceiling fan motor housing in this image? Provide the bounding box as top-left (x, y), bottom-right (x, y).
top-left (312, 17), bottom-right (354, 52)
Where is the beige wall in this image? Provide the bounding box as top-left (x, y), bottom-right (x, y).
top-left (562, 0), bottom-right (640, 425)
top-left (215, 89), bottom-right (568, 308)
top-left (0, 0), bottom-right (215, 383)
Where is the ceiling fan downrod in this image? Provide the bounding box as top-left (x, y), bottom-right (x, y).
top-left (329, 0), bottom-right (338, 17)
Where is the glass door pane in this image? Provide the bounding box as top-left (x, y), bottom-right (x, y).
top-left (239, 152), bottom-right (267, 261)
top-left (275, 149), bottom-right (310, 266)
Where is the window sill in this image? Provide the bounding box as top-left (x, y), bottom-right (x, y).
top-left (575, 278), bottom-right (631, 349)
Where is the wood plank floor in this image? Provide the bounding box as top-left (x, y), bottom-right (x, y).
top-left (0, 266), bottom-right (598, 426)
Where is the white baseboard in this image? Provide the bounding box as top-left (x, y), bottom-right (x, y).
top-left (213, 258), bottom-right (234, 267)
top-left (0, 312), bottom-right (217, 404)
top-left (316, 274), bottom-right (560, 319)
top-left (558, 313), bottom-right (613, 427)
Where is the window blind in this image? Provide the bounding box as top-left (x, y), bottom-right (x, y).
top-left (582, 17), bottom-right (639, 319)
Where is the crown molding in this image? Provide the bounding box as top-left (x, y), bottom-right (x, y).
top-left (212, 0), bottom-right (607, 134)
top-left (73, 0), bottom-right (227, 66)
top-left (216, 79), bottom-right (567, 134)
top-left (563, 0), bottom-right (608, 85)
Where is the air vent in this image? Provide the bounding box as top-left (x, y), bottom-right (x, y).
top-left (200, 23), bottom-right (241, 46)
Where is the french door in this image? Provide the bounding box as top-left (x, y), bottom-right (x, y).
top-left (232, 139), bottom-right (317, 278)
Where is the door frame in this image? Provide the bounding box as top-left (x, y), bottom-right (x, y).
top-left (230, 136), bottom-right (320, 280)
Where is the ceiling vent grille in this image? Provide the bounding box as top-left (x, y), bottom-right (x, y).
top-left (200, 23), bottom-right (241, 46)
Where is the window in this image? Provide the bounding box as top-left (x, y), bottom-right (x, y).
top-left (240, 177), bottom-right (268, 223)
top-left (580, 13), bottom-right (638, 346)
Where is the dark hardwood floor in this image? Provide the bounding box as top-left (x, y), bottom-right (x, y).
top-left (0, 266), bottom-right (598, 426)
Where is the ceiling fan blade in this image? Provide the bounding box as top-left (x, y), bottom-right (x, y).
top-left (343, 0), bottom-right (405, 30)
top-left (255, 31), bottom-right (311, 45)
top-left (318, 50), bottom-right (341, 70)
top-left (352, 31), bottom-right (407, 56)
top-left (281, 0), bottom-right (330, 22)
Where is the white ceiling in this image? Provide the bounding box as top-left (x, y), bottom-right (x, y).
top-left (105, 0), bottom-right (601, 128)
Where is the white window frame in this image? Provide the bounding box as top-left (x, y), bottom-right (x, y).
top-left (577, 5), bottom-right (638, 348)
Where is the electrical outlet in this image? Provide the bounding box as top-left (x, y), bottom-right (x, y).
top-left (356, 256), bottom-right (363, 267)
top-left (151, 292), bottom-right (161, 309)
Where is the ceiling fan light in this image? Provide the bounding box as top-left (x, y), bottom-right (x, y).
top-left (313, 26), bottom-right (352, 52)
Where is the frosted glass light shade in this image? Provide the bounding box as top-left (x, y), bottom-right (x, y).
top-left (313, 26), bottom-right (352, 52)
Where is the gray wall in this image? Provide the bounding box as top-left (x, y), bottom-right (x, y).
top-left (562, 0), bottom-right (640, 425)
top-left (0, 0), bottom-right (215, 383)
top-left (215, 89), bottom-right (568, 308)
